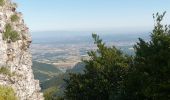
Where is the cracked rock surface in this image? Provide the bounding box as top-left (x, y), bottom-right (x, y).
top-left (0, 0), bottom-right (44, 100)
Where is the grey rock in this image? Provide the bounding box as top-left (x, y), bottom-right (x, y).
top-left (0, 0), bottom-right (44, 100)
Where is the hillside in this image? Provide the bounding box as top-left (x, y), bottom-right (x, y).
top-left (41, 62), bottom-right (85, 97)
top-left (66, 62), bottom-right (85, 73)
top-left (32, 61), bottom-right (62, 82)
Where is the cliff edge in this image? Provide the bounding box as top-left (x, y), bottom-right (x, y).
top-left (0, 0), bottom-right (44, 99)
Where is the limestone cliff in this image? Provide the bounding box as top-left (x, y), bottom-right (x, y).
top-left (0, 0), bottom-right (44, 99)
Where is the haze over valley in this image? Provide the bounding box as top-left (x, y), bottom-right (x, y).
top-left (0, 0), bottom-right (170, 99)
top-left (31, 31), bottom-right (149, 82)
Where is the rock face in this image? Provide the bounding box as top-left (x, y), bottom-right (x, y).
top-left (0, 0), bottom-right (44, 100)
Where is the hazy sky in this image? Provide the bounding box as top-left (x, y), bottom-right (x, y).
top-left (14, 0), bottom-right (170, 33)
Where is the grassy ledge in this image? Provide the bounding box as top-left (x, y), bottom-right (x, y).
top-left (0, 85), bottom-right (18, 100)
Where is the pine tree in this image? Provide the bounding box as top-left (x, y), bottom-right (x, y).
top-left (64, 34), bottom-right (131, 100)
top-left (63, 12), bottom-right (170, 100)
top-left (123, 12), bottom-right (170, 100)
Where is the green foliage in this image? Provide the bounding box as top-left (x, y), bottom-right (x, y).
top-left (11, 14), bottom-right (19, 22)
top-left (0, 67), bottom-right (12, 77)
top-left (0, 0), bottom-right (5, 6)
top-left (44, 87), bottom-right (64, 100)
top-left (44, 87), bottom-right (57, 100)
top-left (3, 24), bottom-right (19, 42)
top-left (64, 34), bottom-right (131, 99)
top-left (123, 12), bottom-right (170, 100)
top-left (0, 67), bottom-right (17, 77)
top-left (63, 12), bottom-right (170, 100)
top-left (0, 85), bottom-right (18, 100)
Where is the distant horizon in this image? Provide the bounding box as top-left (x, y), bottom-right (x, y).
top-left (14, 0), bottom-right (170, 33)
top-left (31, 30), bottom-right (150, 45)
top-left (31, 30), bottom-right (151, 38)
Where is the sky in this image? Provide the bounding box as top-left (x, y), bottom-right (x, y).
top-left (14, 0), bottom-right (170, 34)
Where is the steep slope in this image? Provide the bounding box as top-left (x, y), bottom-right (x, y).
top-left (41, 62), bottom-right (85, 97)
top-left (66, 62), bottom-right (85, 73)
top-left (32, 61), bottom-right (62, 82)
top-left (0, 0), bottom-right (43, 100)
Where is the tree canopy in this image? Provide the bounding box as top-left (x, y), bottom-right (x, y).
top-left (62, 12), bottom-right (170, 100)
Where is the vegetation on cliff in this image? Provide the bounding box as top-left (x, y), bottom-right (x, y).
top-left (3, 23), bottom-right (19, 42)
top-left (0, 85), bottom-right (17, 100)
top-left (0, 67), bottom-right (11, 76)
top-left (0, 67), bottom-right (16, 77)
top-left (0, 0), bottom-right (5, 6)
top-left (11, 14), bottom-right (20, 22)
top-left (0, 0), bottom-right (44, 99)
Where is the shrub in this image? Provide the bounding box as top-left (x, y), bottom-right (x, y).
top-left (3, 24), bottom-right (19, 42)
top-left (11, 14), bottom-right (19, 22)
top-left (0, 67), bottom-right (15, 77)
top-left (0, 0), bottom-right (5, 6)
top-left (0, 85), bottom-right (17, 100)
top-left (44, 87), bottom-right (58, 100)
top-left (12, 3), bottom-right (18, 8)
top-left (0, 67), bottom-right (11, 76)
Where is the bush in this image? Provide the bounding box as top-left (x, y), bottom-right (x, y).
top-left (3, 24), bottom-right (19, 42)
top-left (12, 3), bottom-right (18, 8)
top-left (0, 85), bottom-right (17, 100)
top-left (0, 67), bottom-right (11, 76)
top-left (11, 14), bottom-right (19, 22)
top-left (0, 0), bottom-right (5, 6)
top-left (0, 67), bottom-right (14, 77)
top-left (44, 87), bottom-right (59, 100)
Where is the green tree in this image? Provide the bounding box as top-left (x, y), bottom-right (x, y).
top-left (63, 12), bottom-right (170, 100)
top-left (123, 12), bottom-right (170, 100)
top-left (64, 34), bottom-right (131, 100)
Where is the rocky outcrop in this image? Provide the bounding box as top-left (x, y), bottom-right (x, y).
top-left (0, 0), bottom-right (44, 100)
